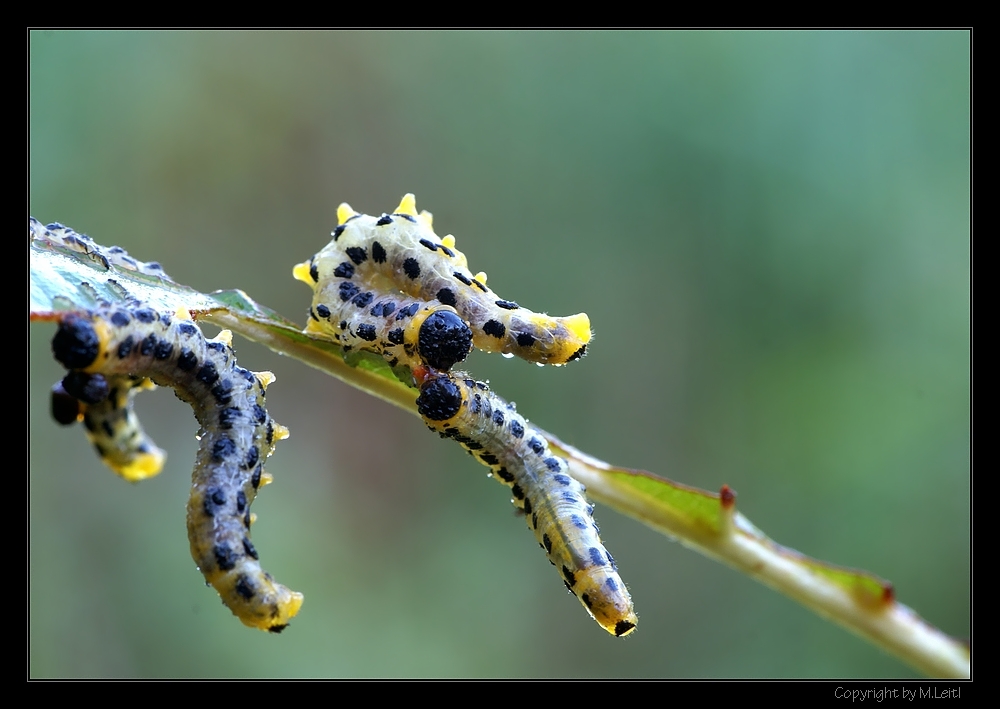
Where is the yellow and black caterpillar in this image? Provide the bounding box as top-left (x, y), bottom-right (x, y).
top-left (295, 194), bottom-right (592, 371)
top-left (51, 303), bottom-right (302, 632)
top-left (51, 373), bottom-right (166, 482)
top-left (415, 367), bottom-right (637, 637)
top-left (41, 197), bottom-right (630, 638)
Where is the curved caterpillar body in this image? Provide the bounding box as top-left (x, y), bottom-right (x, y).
top-left (295, 194), bottom-right (592, 370)
top-left (52, 373), bottom-right (166, 482)
top-left (51, 304), bottom-right (303, 632)
top-left (31, 217), bottom-right (173, 280)
top-left (414, 368), bottom-right (637, 637)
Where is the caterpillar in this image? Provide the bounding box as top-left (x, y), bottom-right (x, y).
top-left (51, 373), bottom-right (167, 482)
top-left (294, 194), bottom-right (592, 371)
top-left (414, 367), bottom-right (637, 637)
top-left (31, 217), bottom-right (173, 281)
top-left (50, 303), bottom-right (303, 632)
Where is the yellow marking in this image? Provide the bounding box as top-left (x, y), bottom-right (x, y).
top-left (562, 313), bottom-right (592, 345)
top-left (337, 202), bottom-right (358, 225)
top-left (116, 450), bottom-right (167, 483)
top-left (303, 319), bottom-right (325, 336)
top-left (272, 423), bottom-right (290, 442)
top-left (395, 193), bottom-right (418, 216)
top-left (257, 371), bottom-right (276, 389)
top-left (404, 305), bottom-right (436, 347)
top-left (292, 261), bottom-right (314, 286)
top-left (85, 317), bottom-right (116, 373)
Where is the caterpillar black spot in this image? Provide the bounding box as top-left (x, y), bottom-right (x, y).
top-left (414, 367), bottom-right (637, 637)
top-left (294, 194), bottom-right (592, 370)
top-left (50, 303), bottom-right (303, 632)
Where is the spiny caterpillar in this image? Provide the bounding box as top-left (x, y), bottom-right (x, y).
top-left (294, 194), bottom-right (592, 371)
top-left (50, 303), bottom-right (303, 632)
top-left (51, 374), bottom-right (166, 482)
top-left (414, 367), bottom-right (637, 637)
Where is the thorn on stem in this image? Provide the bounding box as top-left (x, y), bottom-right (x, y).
top-left (881, 583), bottom-right (896, 606)
top-left (720, 484), bottom-right (736, 510)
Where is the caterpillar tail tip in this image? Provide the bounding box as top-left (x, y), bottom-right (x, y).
top-left (562, 312), bottom-right (592, 346)
top-left (262, 589), bottom-right (305, 633)
top-left (235, 586), bottom-right (305, 633)
top-left (591, 605), bottom-right (637, 637)
top-left (613, 617), bottom-right (638, 637)
top-left (115, 449), bottom-right (167, 482)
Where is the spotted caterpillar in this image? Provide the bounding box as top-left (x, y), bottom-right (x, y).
top-left (31, 217), bottom-right (173, 280)
top-left (414, 367), bottom-right (637, 637)
top-left (51, 303), bottom-right (303, 632)
top-left (51, 373), bottom-right (166, 482)
top-left (294, 194), bottom-right (592, 371)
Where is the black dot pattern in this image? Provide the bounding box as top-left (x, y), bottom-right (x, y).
top-left (416, 371), bottom-right (636, 637)
top-left (295, 194), bottom-right (593, 368)
top-left (48, 303), bottom-right (302, 632)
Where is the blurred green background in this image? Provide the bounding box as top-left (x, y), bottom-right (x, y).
top-left (29, 30), bottom-right (969, 678)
